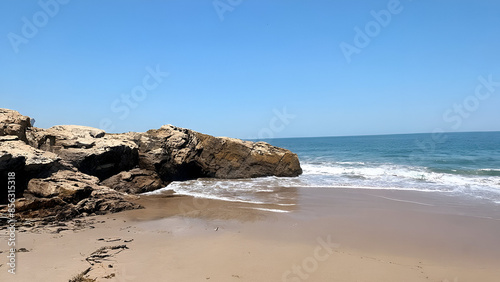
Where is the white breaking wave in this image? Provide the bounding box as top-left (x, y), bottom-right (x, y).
top-left (143, 178), bottom-right (297, 206)
top-left (301, 162), bottom-right (500, 190)
top-left (143, 187), bottom-right (175, 196)
top-left (142, 162), bottom-right (500, 206)
top-left (243, 207), bottom-right (291, 213)
top-left (299, 161), bottom-right (500, 203)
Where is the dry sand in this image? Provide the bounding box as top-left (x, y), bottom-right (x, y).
top-left (1, 188), bottom-right (500, 281)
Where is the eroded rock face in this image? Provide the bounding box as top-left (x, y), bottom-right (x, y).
top-left (195, 132), bottom-right (303, 178)
top-left (16, 170), bottom-right (142, 220)
top-left (75, 186), bottom-right (142, 215)
top-left (0, 137), bottom-right (60, 172)
top-left (124, 125), bottom-right (302, 181)
top-left (0, 108), bottom-right (32, 142)
top-left (15, 190), bottom-right (142, 220)
top-left (119, 126), bottom-right (202, 181)
top-left (101, 168), bottom-right (165, 194)
top-left (0, 137), bottom-right (62, 203)
top-left (27, 170), bottom-right (97, 203)
top-left (0, 108), bottom-right (302, 220)
top-left (22, 123), bottom-right (301, 184)
top-left (26, 125), bottom-right (138, 180)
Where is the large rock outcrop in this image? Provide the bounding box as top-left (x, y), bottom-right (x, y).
top-left (195, 131), bottom-right (302, 178)
top-left (0, 108), bottom-right (302, 220)
top-left (26, 125), bottom-right (138, 180)
top-left (122, 125), bottom-right (302, 181)
top-left (0, 138), bottom-right (141, 217)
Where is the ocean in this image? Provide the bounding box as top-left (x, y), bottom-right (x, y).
top-left (145, 132), bottom-right (500, 208)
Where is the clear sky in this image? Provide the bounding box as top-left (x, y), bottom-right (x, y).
top-left (1, 0), bottom-right (499, 139)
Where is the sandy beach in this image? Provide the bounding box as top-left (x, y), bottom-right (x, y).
top-left (3, 0), bottom-right (500, 281)
top-left (2, 187), bottom-right (500, 282)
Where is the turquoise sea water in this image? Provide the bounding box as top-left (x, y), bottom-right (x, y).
top-left (147, 132), bottom-right (500, 206)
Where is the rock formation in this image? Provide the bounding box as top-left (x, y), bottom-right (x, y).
top-left (0, 108), bottom-right (32, 142)
top-left (101, 168), bottom-right (164, 194)
top-left (17, 170), bottom-right (141, 220)
top-left (0, 136), bottom-right (62, 200)
top-left (26, 125), bottom-right (138, 180)
top-left (0, 108), bottom-right (302, 220)
top-left (121, 124), bottom-right (303, 181)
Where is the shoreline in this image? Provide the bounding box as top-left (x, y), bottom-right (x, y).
top-left (1, 187), bottom-right (499, 281)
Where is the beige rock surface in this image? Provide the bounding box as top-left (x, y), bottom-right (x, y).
top-left (27, 125), bottom-right (138, 180)
top-left (0, 108), bottom-right (32, 142)
top-left (123, 124), bottom-right (302, 181)
top-left (101, 168), bottom-right (166, 194)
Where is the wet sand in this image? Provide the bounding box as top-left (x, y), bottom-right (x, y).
top-left (1, 188), bottom-right (500, 281)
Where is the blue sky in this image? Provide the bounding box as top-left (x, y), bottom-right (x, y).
top-left (1, 0), bottom-right (499, 139)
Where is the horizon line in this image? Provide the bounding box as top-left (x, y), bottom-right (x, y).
top-left (245, 130), bottom-right (500, 141)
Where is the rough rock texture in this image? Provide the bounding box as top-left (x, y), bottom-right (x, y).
top-left (26, 170), bottom-right (97, 203)
top-left (16, 170), bottom-right (142, 220)
top-left (0, 137), bottom-right (60, 173)
top-left (14, 190), bottom-right (141, 220)
top-left (0, 108), bottom-right (32, 142)
top-left (196, 132), bottom-right (303, 178)
top-left (0, 137), bottom-right (62, 203)
top-left (14, 197), bottom-right (68, 219)
top-left (101, 168), bottom-right (165, 194)
top-left (0, 108), bottom-right (302, 221)
top-left (26, 125), bottom-right (138, 180)
top-left (122, 125), bottom-right (302, 181)
top-left (74, 186), bottom-right (142, 215)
